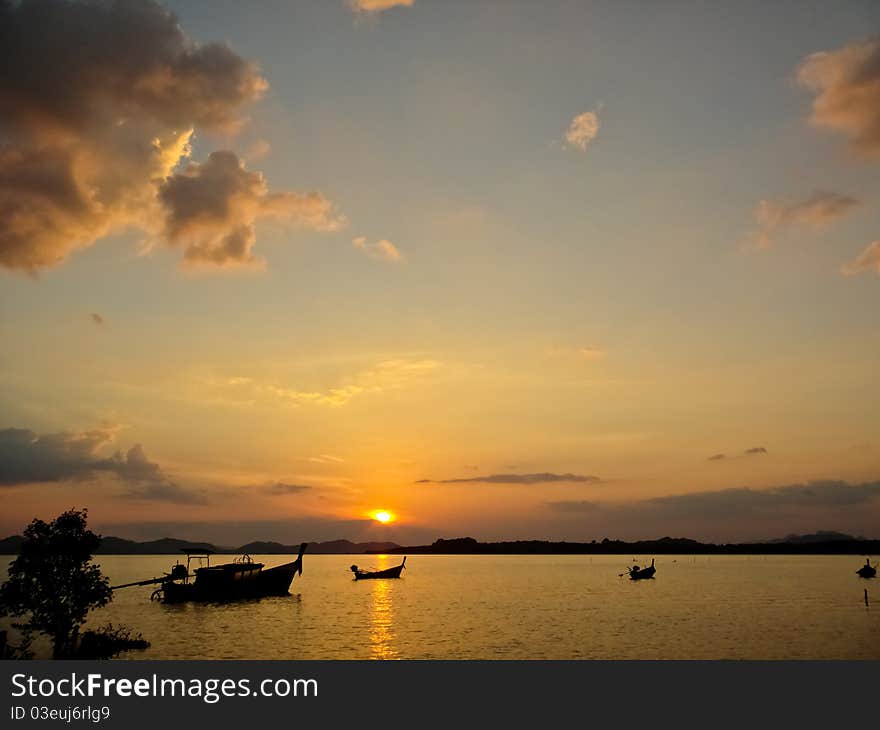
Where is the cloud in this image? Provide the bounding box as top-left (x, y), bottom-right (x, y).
top-left (548, 346), bottom-right (605, 361)
top-left (564, 110), bottom-right (600, 152)
top-left (209, 358), bottom-right (442, 408)
top-left (90, 313), bottom-right (105, 326)
top-left (119, 481), bottom-right (207, 505)
top-left (708, 447), bottom-right (767, 462)
top-left (544, 500), bottom-right (600, 513)
top-left (642, 480), bottom-right (879, 520)
top-left (548, 480), bottom-right (880, 521)
top-left (308, 455), bottom-right (345, 464)
top-left (352, 236), bottom-right (402, 263)
top-left (263, 482), bottom-right (312, 496)
top-left (0, 426), bottom-right (203, 503)
top-left (796, 37), bottom-right (880, 156)
top-left (745, 190), bottom-right (860, 248)
top-left (417, 472), bottom-right (601, 485)
top-left (0, 0), bottom-right (339, 273)
top-left (841, 240), bottom-right (880, 276)
top-left (159, 151), bottom-right (344, 267)
top-left (244, 139), bottom-right (271, 162)
top-left (346, 0), bottom-right (415, 14)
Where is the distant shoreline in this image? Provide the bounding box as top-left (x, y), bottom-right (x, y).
top-left (367, 536), bottom-right (880, 556)
top-left (2, 532), bottom-right (877, 557)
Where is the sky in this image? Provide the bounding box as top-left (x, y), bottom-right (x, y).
top-left (1, 0), bottom-right (879, 545)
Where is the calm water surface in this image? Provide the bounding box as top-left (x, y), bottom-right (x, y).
top-left (3, 554), bottom-right (878, 659)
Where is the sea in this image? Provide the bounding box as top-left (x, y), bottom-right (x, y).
top-left (2, 554), bottom-right (878, 659)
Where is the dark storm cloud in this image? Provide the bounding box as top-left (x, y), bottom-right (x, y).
top-left (0, 426), bottom-right (204, 504)
top-left (642, 480), bottom-right (879, 519)
top-left (546, 481), bottom-right (880, 536)
top-left (416, 472), bottom-right (601, 485)
top-left (0, 427), bottom-right (130, 485)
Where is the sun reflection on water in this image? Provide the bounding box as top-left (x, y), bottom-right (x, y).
top-left (368, 557), bottom-right (398, 660)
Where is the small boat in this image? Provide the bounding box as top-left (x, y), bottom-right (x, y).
top-left (627, 558), bottom-right (656, 580)
top-left (856, 559), bottom-right (876, 579)
top-left (350, 556), bottom-right (406, 580)
top-left (111, 543), bottom-right (307, 603)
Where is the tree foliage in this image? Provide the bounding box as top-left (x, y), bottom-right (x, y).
top-left (0, 509), bottom-right (112, 658)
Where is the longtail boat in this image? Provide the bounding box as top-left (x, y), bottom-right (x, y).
top-left (350, 556), bottom-right (406, 580)
top-left (111, 543), bottom-right (308, 603)
top-left (626, 558), bottom-right (656, 581)
top-left (856, 558), bottom-right (876, 579)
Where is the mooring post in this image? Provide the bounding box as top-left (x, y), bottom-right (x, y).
top-left (865, 589), bottom-right (869, 607)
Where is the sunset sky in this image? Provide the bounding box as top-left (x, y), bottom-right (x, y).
top-left (2, 0), bottom-right (879, 545)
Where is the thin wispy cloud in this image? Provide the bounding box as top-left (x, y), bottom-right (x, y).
top-left (352, 236), bottom-right (402, 263)
top-left (417, 472), bottom-right (601, 485)
top-left (564, 109), bottom-right (601, 152)
top-left (308, 455), bottom-right (346, 465)
top-left (90, 313), bottom-right (105, 326)
top-left (744, 190), bottom-right (860, 249)
top-left (262, 482), bottom-right (313, 496)
top-left (548, 346), bottom-right (605, 362)
top-left (708, 447), bottom-right (768, 462)
top-left (841, 240), bottom-right (880, 276)
top-left (209, 358), bottom-right (442, 408)
top-left (347, 0), bottom-right (414, 15)
top-left (797, 37), bottom-right (880, 156)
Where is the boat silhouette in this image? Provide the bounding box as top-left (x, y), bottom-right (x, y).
top-left (625, 558), bottom-right (656, 580)
top-left (856, 558), bottom-right (876, 579)
top-left (350, 556), bottom-right (406, 580)
top-left (111, 543), bottom-right (307, 602)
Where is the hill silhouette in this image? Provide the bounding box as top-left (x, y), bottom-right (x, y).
top-left (0, 535), bottom-right (400, 555)
top-left (369, 534), bottom-right (880, 555)
top-left (1, 532), bottom-right (876, 556)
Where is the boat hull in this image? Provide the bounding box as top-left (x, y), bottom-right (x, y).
top-left (353, 565), bottom-right (405, 580)
top-left (629, 560), bottom-right (656, 580)
top-left (160, 548), bottom-right (306, 603)
top-left (352, 557), bottom-right (406, 580)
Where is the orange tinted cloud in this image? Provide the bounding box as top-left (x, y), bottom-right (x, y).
top-left (159, 151), bottom-right (344, 268)
top-left (0, 0), bottom-right (338, 273)
top-left (565, 110), bottom-right (600, 151)
top-left (347, 0), bottom-right (415, 14)
top-left (841, 240), bottom-right (880, 276)
top-left (797, 37), bottom-right (880, 156)
top-left (745, 190), bottom-right (859, 248)
top-left (352, 236), bottom-right (403, 262)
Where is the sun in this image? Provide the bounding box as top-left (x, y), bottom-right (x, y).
top-left (371, 510), bottom-right (394, 524)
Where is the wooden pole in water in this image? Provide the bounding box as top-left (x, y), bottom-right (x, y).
top-left (865, 589), bottom-right (869, 607)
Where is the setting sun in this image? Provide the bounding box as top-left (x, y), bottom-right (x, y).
top-left (372, 510), bottom-right (394, 524)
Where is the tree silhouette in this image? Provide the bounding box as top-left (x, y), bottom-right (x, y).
top-left (0, 509), bottom-right (112, 659)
